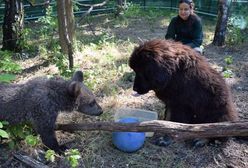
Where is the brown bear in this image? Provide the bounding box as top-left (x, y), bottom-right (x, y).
top-left (0, 71), bottom-right (103, 153)
top-left (129, 39), bottom-right (238, 146)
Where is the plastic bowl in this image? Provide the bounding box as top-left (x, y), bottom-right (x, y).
top-left (114, 108), bottom-right (158, 137)
top-left (112, 117), bottom-right (145, 153)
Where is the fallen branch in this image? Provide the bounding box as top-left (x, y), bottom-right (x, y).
top-left (13, 153), bottom-right (49, 168)
top-left (56, 120), bottom-right (248, 140)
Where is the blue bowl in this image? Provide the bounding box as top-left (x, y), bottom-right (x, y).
top-left (112, 117), bottom-right (145, 153)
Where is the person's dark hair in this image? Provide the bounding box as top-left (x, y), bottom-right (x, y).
top-left (179, 0), bottom-right (194, 9)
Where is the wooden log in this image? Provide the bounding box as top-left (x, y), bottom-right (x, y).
top-left (56, 120), bottom-right (248, 140)
top-left (13, 153), bottom-right (49, 168)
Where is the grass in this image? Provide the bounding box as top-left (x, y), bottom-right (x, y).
top-left (0, 7), bottom-right (219, 168)
top-left (55, 10), bottom-right (216, 167)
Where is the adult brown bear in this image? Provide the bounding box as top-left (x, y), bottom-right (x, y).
top-left (129, 39), bottom-right (238, 146)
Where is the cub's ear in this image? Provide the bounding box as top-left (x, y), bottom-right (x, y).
top-left (72, 71), bottom-right (84, 82)
top-left (68, 81), bottom-right (81, 97)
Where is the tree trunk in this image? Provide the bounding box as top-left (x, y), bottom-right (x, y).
top-left (212, 0), bottom-right (231, 46)
top-left (115, 0), bottom-right (126, 17)
top-left (56, 120), bottom-right (248, 140)
top-left (56, 0), bottom-right (74, 69)
top-left (2, 0), bottom-right (24, 52)
top-left (65, 0), bottom-right (74, 69)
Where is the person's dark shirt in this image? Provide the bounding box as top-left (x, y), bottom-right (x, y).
top-left (165, 14), bottom-right (203, 48)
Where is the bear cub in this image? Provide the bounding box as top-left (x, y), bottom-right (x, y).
top-left (0, 71), bottom-right (103, 153)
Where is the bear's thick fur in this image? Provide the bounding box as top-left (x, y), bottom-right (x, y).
top-left (129, 39), bottom-right (238, 132)
top-left (0, 71), bottom-right (103, 153)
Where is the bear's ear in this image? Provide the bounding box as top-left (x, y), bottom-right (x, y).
top-left (68, 81), bottom-right (81, 97)
top-left (72, 71), bottom-right (84, 82)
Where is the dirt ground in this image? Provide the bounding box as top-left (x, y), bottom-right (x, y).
top-left (0, 15), bottom-right (248, 168)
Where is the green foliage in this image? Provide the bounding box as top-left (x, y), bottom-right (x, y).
top-left (0, 74), bottom-right (16, 83)
top-left (45, 149), bottom-right (81, 168)
top-left (25, 135), bottom-right (39, 147)
top-left (73, 1), bottom-right (80, 12)
top-left (77, 38), bottom-right (135, 96)
top-left (0, 50), bottom-right (22, 74)
top-left (224, 56), bottom-right (233, 65)
top-left (0, 121), bottom-right (9, 139)
top-left (83, 59), bottom-right (131, 96)
top-left (38, 40), bottom-right (72, 78)
top-left (214, 1), bottom-right (248, 46)
top-left (98, 32), bottom-right (116, 45)
top-left (35, 5), bottom-right (74, 78)
top-left (51, 45), bottom-right (74, 78)
top-left (80, 32), bottom-right (117, 46)
top-left (36, 5), bottom-right (57, 38)
top-left (36, 4), bottom-right (60, 66)
top-left (1, 123), bottom-right (40, 149)
top-left (123, 3), bottom-right (174, 20)
top-left (17, 28), bottom-right (36, 52)
top-left (223, 69), bottom-right (234, 78)
top-left (45, 149), bottom-right (56, 162)
top-left (223, 56), bottom-right (234, 78)
top-left (226, 13), bottom-right (248, 45)
top-left (123, 3), bottom-right (143, 17)
top-left (65, 149), bottom-right (81, 168)
top-left (231, 2), bottom-right (248, 17)
top-left (83, 68), bottom-right (103, 91)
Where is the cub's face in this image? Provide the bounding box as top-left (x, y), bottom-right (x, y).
top-left (68, 71), bottom-right (103, 116)
top-left (75, 83), bottom-right (103, 116)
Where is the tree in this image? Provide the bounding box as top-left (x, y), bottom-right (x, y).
top-left (115, 0), bottom-right (126, 17)
top-left (1, 0), bottom-right (50, 52)
top-left (56, 0), bottom-right (75, 69)
top-left (2, 0), bottom-right (24, 52)
top-left (212, 0), bottom-right (232, 46)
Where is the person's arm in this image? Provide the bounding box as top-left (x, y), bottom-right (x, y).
top-left (186, 18), bottom-right (203, 48)
top-left (165, 17), bottom-right (177, 40)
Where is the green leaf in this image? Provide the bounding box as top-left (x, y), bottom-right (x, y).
top-left (45, 150), bottom-right (56, 162)
top-left (25, 135), bottom-right (38, 146)
top-left (0, 121), bottom-right (8, 129)
top-left (0, 129), bottom-right (9, 138)
top-left (8, 140), bottom-right (16, 149)
top-left (223, 69), bottom-right (233, 78)
top-left (10, 126), bottom-right (25, 138)
top-left (65, 149), bottom-right (81, 168)
top-left (224, 56), bottom-right (233, 65)
top-left (0, 74), bottom-right (16, 83)
top-left (1, 121), bottom-right (9, 125)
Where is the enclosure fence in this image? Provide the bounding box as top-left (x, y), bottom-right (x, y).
top-left (0, 0), bottom-right (247, 25)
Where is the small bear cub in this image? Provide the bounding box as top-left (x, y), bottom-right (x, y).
top-left (0, 71), bottom-right (103, 153)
